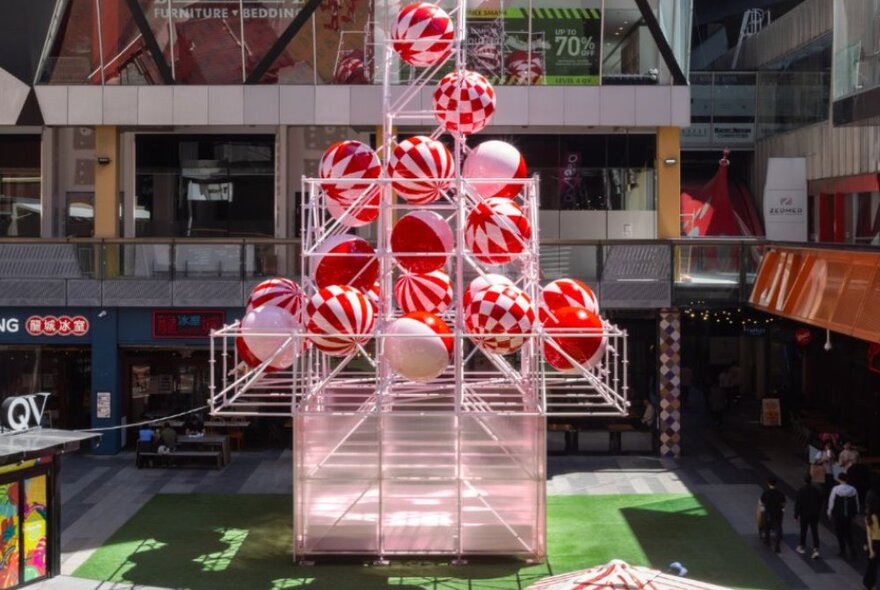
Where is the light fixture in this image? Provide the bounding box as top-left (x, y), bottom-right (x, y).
top-left (824, 329), bottom-right (832, 351)
top-left (98, 310), bottom-right (108, 318)
top-left (663, 157), bottom-right (678, 166)
top-left (97, 156), bottom-right (112, 166)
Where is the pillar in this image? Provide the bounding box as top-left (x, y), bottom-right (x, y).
top-left (91, 309), bottom-right (121, 454)
top-left (658, 309), bottom-right (682, 458)
top-left (656, 127), bottom-right (681, 239)
top-left (94, 126), bottom-right (120, 238)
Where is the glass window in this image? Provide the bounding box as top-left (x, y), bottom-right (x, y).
top-left (0, 136), bottom-right (41, 238)
top-left (135, 135), bottom-right (275, 237)
top-left (855, 192), bottom-right (880, 246)
top-left (601, 0), bottom-right (662, 84)
top-left (832, 0), bottom-right (880, 100)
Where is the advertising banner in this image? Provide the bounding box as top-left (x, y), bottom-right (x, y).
top-left (466, 8), bottom-right (601, 85)
top-left (763, 158), bottom-right (808, 242)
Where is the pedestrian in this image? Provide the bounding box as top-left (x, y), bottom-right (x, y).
top-left (865, 498), bottom-right (880, 589)
top-left (640, 399), bottom-right (655, 430)
top-left (760, 476), bottom-right (786, 553)
top-left (839, 442), bottom-right (860, 474)
top-left (828, 472), bottom-right (861, 559)
top-left (818, 441), bottom-right (837, 499)
top-left (794, 474), bottom-right (822, 559)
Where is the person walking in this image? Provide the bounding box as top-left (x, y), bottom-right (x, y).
top-left (864, 495), bottom-right (880, 589)
top-left (828, 472), bottom-right (861, 559)
top-left (794, 474), bottom-right (823, 559)
top-left (818, 441), bottom-right (837, 499)
top-left (839, 442), bottom-right (860, 474)
top-left (760, 477), bottom-right (786, 553)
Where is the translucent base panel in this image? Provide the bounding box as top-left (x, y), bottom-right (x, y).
top-left (294, 412), bottom-right (546, 558)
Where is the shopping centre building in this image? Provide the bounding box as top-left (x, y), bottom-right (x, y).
top-left (0, 0), bottom-right (876, 460)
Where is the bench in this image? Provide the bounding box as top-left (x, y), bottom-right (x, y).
top-left (137, 450), bottom-right (223, 469)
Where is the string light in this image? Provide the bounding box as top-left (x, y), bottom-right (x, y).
top-left (682, 307), bottom-right (775, 327)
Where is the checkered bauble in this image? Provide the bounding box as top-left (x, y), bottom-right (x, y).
top-left (307, 285), bottom-right (376, 356)
top-left (392, 3), bottom-right (454, 67)
top-left (387, 136), bottom-right (453, 205)
top-left (465, 197), bottom-right (531, 264)
top-left (465, 284), bottom-right (535, 355)
top-left (319, 140), bottom-right (382, 204)
top-left (395, 270), bottom-right (453, 314)
top-left (539, 278), bottom-right (599, 323)
top-left (433, 71), bottom-right (496, 135)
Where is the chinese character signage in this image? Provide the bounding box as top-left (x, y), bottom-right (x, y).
top-left (25, 315), bottom-right (89, 337)
top-left (152, 311), bottom-right (225, 339)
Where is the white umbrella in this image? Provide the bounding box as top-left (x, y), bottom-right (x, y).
top-left (526, 560), bottom-right (732, 590)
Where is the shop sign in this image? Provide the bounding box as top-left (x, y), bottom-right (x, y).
top-left (1, 393), bottom-right (49, 432)
top-left (152, 0), bottom-right (301, 20)
top-left (712, 123), bottom-right (755, 144)
top-left (25, 315), bottom-right (89, 337)
top-left (152, 310), bottom-right (226, 339)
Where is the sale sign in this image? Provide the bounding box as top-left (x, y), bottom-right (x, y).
top-left (466, 7), bottom-right (601, 85)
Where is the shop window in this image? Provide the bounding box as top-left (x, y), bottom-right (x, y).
top-left (855, 192), bottom-right (880, 245)
top-left (0, 137), bottom-right (41, 238)
top-left (135, 135), bottom-right (275, 237)
top-left (601, 0), bottom-right (662, 84)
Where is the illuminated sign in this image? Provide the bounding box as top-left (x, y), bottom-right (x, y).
top-left (152, 0), bottom-right (303, 20)
top-left (1, 393), bottom-right (50, 432)
top-left (152, 310), bottom-right (225, 339)
top-left (25, 315), bottom-right (89, 337)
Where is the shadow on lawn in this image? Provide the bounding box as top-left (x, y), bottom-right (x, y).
top-left (78, 494), bottom-right (552, 590)
top-left (620, 496), bottom-right (787, 590)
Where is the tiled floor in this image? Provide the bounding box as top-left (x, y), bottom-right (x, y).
top-left (34, 401), bottom-right (868, 590)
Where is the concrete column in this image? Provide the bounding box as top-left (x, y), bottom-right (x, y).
top-left (94, 126), bottom-right (120, 238)
top-left (91, 309), bottom-right (121, 454)
top-left (656, 127), bottom-right (681, 239)
top-left (658, 308), bottom-right (682, 458)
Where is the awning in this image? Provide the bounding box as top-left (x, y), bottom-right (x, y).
top-left (0, 429), bottom-right (101, 466)
top-left (526, 560), bottom-right (731, 590)
top-left (749, 246), bottom-right (880, 343)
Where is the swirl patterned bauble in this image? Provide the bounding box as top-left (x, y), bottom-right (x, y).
top-left (465, 197), bottom-right (531, 264)
top-left (387, 136), bottom-right (454, 204)
top-left (392, 3), bottom-right (454, 67)
top-left (327, 190), bottom-right (379, 227)
top-left (462, 140), bottom-right (528, 199)
top-left (539, 278), bottom-right (599, 323)
top-left (246, 278), bottom-right (304, 318)
top-left (394, 270), bottom-right (453, 314)
top-left (391, 211), bottom-right (453, 273)
top-left (385, 311), bottom-right (453, 381)
top-left (334, 50), bottom-right (368, 84)
top-left (465, 284), bottom-right (535, 355)
top-left (362, 281), bottom-right (381, 313)
top-left (433, 71), bottom-right (496, 135)
top-left (307, 285), bottom-right (376, 356)
top-left (312, 234), bottom-right (378, 291)
top-left (542, 305), bottom-right (606, 372)
top-left (319, 140), bottom-right (381, 204)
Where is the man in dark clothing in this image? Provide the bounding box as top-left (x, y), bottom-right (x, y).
top-left (760, 477), bottom-right (786, 553)
top-left (795, 474), bottom-right (823, 559)
top-left (828, 472), bottom-right (860, 558)
top-left (159, 422), bottom-right (178, 452)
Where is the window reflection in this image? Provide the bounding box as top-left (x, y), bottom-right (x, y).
top-left (0, 137), bottom-right (41, 238)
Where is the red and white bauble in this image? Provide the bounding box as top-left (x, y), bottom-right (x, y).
top-left (246, 278), bottom-right (304, 318)
top-left (395, 270), bottom-right (453, 314)
top-left (327, 191), bottom-right (379, 227)
top-left (307, 285), bottom-right (376, 356)
top-left (391, 211), bottom-right (453, 273)
top-left (362, 281), bottom-right (381, 313)
top-left (385, 311), bottom-right (453, 381)
top-left (539, 278), bottom-right (599, 323)
top-left (506, 50), bottom-right (543, 85)
top-left (463, 273), bottom-right (514, 309)
top-left (465, 284), bottom-right (535, 355)
top-left (387, 136), bottom-right (453, 205)
top-left (433, 71), bottom-right (496, 135)
top-left (462, 140), bottom-right (528, 199)
top-left (312, 234), bottom-right (378, 291)
top-left (392, 3), bottom-right (454, 67)
top-left (543, 306), bottom-right (606, 372)
top-left (465, 197), bottom-right (532, 264)
top-left (240, 305), bottom-right (303, 370)
top-left (319, 140), bottom-right (381, 204)
top-left (334, 50), bottom-right (367, 84)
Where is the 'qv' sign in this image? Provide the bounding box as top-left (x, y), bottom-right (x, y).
top-left (1, 394), bottom-right (50, 432)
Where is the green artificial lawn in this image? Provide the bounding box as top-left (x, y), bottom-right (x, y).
top-left (75, 494), bottom-right (786, 590)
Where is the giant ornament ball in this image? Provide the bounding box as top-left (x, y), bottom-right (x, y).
top-left (385, 311), bottom-right (453, 381)
top-left (433, 70), bottom-right (496, 135)
top-left (506, 50), bottom-right (543, 85)
top-left (334, 50), bottom-right (368, 84)
top-left (462, 140), bottom-right (528, 199)
top-left (465, 284), bottom-right (535, 355)
top-left (312, 234), bottom-right (378, 291)
top-left (539, 278), bottom-right (599, 323)
top-left (327, 191), bottom-right (379, 227)
top-left (465, 197), bottom-right (532, 264)
top-left (387, 136), bottom-right (454, 204)
top-left (319, 140), bottom-right (382, 204)
top-left (307, 285), bottom-right (376, 356)
top-left (241, 305), bottom-right (302, 370)
top-left (391, 210), bottom-right (454, 273)
top-left (392, 3), bottom-right (454, 67)
top-left (463, 273), bottom-right (514, 309)
top-left (542, 305), bottom-right (606, 372)
top-left (395, 270), bottom-right (453, 314)
top-left (246, 277), bottom-right (304, 317)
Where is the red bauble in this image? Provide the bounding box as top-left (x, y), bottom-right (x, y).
top-left (543, 306), bottom-right (606, 372)
top-left (391, 211), bottom-right (453, 273)
top-left (312, 234), bottom-right (378, 291)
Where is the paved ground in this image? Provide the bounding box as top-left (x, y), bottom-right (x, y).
top-left (31, 401), bottom-right (868, 590)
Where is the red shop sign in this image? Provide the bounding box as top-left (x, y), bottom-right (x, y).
top-left (152, 310), bottom-right (225, 339)
top-left (25, 315), bottom-right (89, 337)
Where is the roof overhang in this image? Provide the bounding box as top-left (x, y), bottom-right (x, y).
top-left (0, 428), bottom-right (100, 466)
